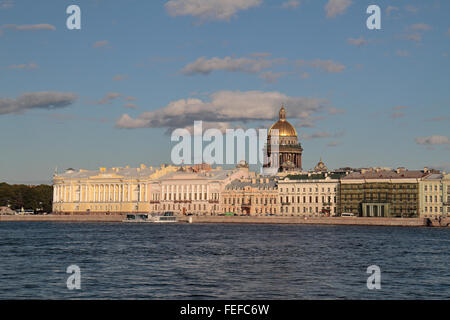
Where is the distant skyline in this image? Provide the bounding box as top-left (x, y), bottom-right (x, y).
top-left (1, 0), bottom-right (449, 184)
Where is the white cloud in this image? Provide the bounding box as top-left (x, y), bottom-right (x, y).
top-left (347, 36), bottom-right (367, 47)
top-left (415, 136), bottom-right (450, 145)
top-left (181, 56), bottom-right (281, 75)
top-left (8, 62), bottom-right (38, 70)
top-left (0, 92), bottom-right (77, 115)
top-left (165, 0), bottom-right (262, 22)
top-left (115, 90), bottom-right (329, 132)
top-left (98, 92), bottom-right (122, 105)
top-left (325, 0), bottom-right (351, 18)
top-left (281, 0), bottom-right (300, 9)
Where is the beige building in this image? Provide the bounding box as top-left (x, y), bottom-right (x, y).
top-left (221, 174), bottom-right (279, 216)
top-left (52, 164), bottom-right (178, 214)
top-left (149, 164), bottom-right (250, 216)
top-left (278, 171), bottom-right (342, 216)
top-left (419, 173), bottom-right (450, 217)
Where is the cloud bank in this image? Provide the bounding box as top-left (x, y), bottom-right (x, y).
top-left (165, 0), bottom-right (262, 21)
top-left (116, 90), bottom-right (329, 133)
top-left (0, 92), bottom-right (78, 115)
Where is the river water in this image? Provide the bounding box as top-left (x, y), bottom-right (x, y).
top-left (0, 222), bottom-right (448, 299)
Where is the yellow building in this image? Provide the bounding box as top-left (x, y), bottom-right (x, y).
top-left (52, 164), bottom-right (178, 214)
top-left (419, 172), bottom-right (450, 217)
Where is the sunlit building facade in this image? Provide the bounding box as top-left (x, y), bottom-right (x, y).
top-left (221, 174), bottom-right (279, 216)
top-left (419, 173), bottom-right (450, 217)
top-left (278, 171), bottom-right (343, 216)
top-left (52, 164), bottom-right (178, 214)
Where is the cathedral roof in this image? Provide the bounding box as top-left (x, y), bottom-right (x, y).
top-left (269, 106), bottom-right (298, 137)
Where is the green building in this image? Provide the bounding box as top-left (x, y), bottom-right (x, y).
top-left (339, 168), bottom-right (429, 217)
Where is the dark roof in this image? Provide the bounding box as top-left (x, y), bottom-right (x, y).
top-left (342, 170), bottom-right (428, 180)
top-left (284, 172), bottom-right (346, 180)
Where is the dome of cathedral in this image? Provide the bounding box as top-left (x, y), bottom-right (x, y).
top-left (268, 106), bottom-right (298, 137)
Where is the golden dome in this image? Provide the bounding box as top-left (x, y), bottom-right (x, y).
top-left (269, 106), bottom-right (298, 137)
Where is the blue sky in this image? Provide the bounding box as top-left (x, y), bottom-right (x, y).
top-left (0, 0), bottom-right (449, 184)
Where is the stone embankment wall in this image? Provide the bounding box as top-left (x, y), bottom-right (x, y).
top-left (0, 214), bottom-right (436, 227)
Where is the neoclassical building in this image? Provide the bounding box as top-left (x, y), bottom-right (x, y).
top-left (265, 106), bottom-right (303, 173)
top-left (278, 172), bottom-right (343, 216)
top-left (419, 172), bottom-right (450, 217)
top-left (221, 174), bottom-right (279, 216)
top-left (148, 164), bottom-right (250, 216)
top-left (53, 163), bottom-right (250, 215)
top-left (53, 164), bottom-right (178, 214)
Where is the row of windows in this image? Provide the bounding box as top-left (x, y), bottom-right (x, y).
top-left (163, 193), bottom-right (208, 201)
top-left (279, 187), bottom-right (336, 193)
top-left (424, 195), bottom-right (444, 203)
top-left (223, 207), bottom-right (277, 214)
top-left (280, 206), bottom-right (337, 214)
top-left (424, 206), bottom-right (443, 213)
top-left (424, 185), bottom-right (443, 192)
top-left (223, 197), bottom-right (277, 205)
top-left (280, 196), bottom-right (336, 204)
top-left (159, 204), bottom-right (214, 211)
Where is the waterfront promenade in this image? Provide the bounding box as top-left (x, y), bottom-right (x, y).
top-left (0, 214), bottom-right (445, 227)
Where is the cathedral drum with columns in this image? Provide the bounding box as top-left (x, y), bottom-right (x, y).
top-left (264, 106), bottom-right (303, 172)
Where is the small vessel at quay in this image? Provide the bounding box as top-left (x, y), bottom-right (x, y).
top-left (150, 212), bottom-right (177, 223)
top-left (122, 212), bottom-right (177, 223)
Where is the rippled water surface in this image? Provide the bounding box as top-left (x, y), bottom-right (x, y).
top-left (0, 222), bottom-right (449, 299)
